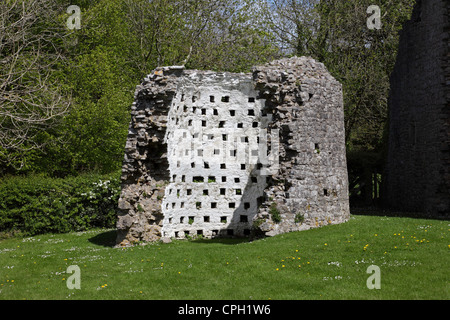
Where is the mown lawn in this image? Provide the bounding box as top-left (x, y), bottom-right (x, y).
top-left (0, 215), bottom-right (448, 300)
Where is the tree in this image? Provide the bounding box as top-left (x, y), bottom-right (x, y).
top-left (0, 0), bottom-right (277, 177)
top-left (261, 0), bottom-right (321, 56)
top-left (262, 0), bottom-right (415, 152)
top-left (315, 0), bottom-right (416, 150)
top-left (38, 0), bottom-right (138, 175)
top-left (261, 0), bottom-right (416, 205)
top-left (0, 0), bottom-right (71, 170)
top-left (124, 0), bottom-right (279, 74)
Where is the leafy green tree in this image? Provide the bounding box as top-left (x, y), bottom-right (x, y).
top-left (263, 0), bottom-right (415, 152)
top-left (41, 0), bottom-right (136, 175)
top-left (124, 0), bottom-right (279, 74)
top-left (20, 0), bottom-right (279, 176)
top-left (315, 0), bottom-right (415, 151)
top-left (262, 0), bottom-right (416, 204)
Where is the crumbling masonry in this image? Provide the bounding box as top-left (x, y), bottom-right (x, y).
top-left (116, 57), bottom-right (350, 246)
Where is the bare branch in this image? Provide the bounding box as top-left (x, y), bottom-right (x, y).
top-left (0, 0), bottom-right (71, 168)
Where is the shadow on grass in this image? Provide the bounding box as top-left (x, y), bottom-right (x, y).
top-left (88, 229), bottom-right (117, 247)
top-left (87, 229), bottom-right (253, 247)
top-left (188, 237), bottom-right (256, 245)
top-left (350, 206), bottom-right (449, 221)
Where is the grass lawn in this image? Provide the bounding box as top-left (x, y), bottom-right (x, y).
top-left (0, 214), bottom-right (448, 300)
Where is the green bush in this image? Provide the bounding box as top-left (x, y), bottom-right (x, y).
top-left (294, 212), bottom-right (305, 224)
top-left (269, 202), bottom-right (281, 224)
top-left (0, 171), bottom-right (121, 237)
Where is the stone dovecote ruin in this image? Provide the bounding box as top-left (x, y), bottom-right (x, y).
top-left (384, 0), bottom-right (450, 217)
top-left (116, 57), bottom-right (350, 246)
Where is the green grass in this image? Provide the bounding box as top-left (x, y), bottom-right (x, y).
top-left (0, 215), bottom-right (448, 300)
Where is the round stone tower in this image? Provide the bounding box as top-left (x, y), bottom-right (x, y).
top-left (116, 57), bottom-right (350, 246)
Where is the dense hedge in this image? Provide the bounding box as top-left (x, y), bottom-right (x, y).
top-left (0, 171), bottom-right (121, 237)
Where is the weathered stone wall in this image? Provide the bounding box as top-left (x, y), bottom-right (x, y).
top-left (160, 69), bottom-right (268, 239)
top-left (116, 66), bottom-right (182, 245)
top-left (252, 58), bottom-right (350, 236)
top-left (116, 57), bottom-right (350, 246)
top-left (384, 0), bottom-right (450, 218)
